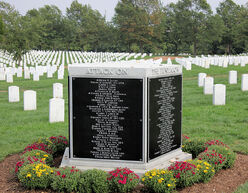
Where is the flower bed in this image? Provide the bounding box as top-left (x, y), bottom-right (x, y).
top-left (14, 135), bottom-right (237, 193)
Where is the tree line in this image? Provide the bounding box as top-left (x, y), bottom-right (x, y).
top-left (0, 0), bottom-right (248, 58)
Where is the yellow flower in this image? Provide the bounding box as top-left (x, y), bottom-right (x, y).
top-left (161, 170), bottom-right (165, 174)
top-left (182, 145), bottom-right (185, 148)
top-left (167, 184), bottom-right (171, 187)
top-left (203, 170), bottom-right (208, 173)
top-left (149, 176), bottom-right (152, 179)
top-left (44, 154), bottom-right (48, 157)
top-left (158, 179), bottom-right (162, 183)
top-left (161, 178), bottom-right (164, 180)
top-left (26, 173), bottom-right (31, 178)
top-left (212, 170), bottom-right (215, 173)
top-left (36, 152), bottom-right (40, 156)
top-left (206, 167), bottom-right (209, 169)
top-left (142, 178), bottom-right (145, 181)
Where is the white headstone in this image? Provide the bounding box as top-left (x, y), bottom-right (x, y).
top-left (198, 73), bottom-right (207, 87)
top-left (53, 83), bottom-right (63, 99)
top-left (24, 90), bottom-right (37, 110)
top-left (33, 71), bottom-right (39, 81)
top-left (17, 67), bottom-right (22, 77)
top-left (213, 84), bottom-right (226, 105)
top-left (8, 86), bottom-right (20, 102)
top-left (204, 77), bottom-right (214, 95)
top-left (6, 73), bottom-right (13, 83)
top-left (57, 70), bottom-right (64, 79)
top-left (229, 71), bottom-right (237, 84)
top-left (241, 74), bottom-right (248, 91)
top-left (167, 58), bottom-right (172, 65)
top-left (24, 69), bottom-right (30, 79)
top-left (0, 71), bottom-right (5, 80)
top-left (47, 70), bottom-right (53, 78)
top-left (49, 98), bottom-right (65, 123)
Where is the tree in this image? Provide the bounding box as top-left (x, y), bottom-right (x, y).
top-left (0, 2), bottom-right (29, 65)
top-left (66, 0), bottom-right (107, 51)
top-left (217, 0), bottom-right (241, 54)
top-left (165, 0), bottom-right (213, 55)
top-left (113, 0), bottom-right (162, 53)
top-left (0, 15), bottom-right (4, 39)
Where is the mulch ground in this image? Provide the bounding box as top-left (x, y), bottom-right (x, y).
top-left (0, 153), bottom-right (248, 193)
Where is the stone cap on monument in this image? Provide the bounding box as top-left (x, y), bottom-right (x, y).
top-left (68, 61), bottom-right (182, 78)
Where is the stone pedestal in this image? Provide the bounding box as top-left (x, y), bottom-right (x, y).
top-left (62, 62), bottom-right (191, 175)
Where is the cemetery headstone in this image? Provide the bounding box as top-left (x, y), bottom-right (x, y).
top-left (213, 84), bottom-right (226, 105)
top-left (6, 73), bottom-right (13, 83)
top-left (229, 71), bottom-right (237, 84)
top-left (24, 90), bottom-right (37, 110)
top-left (53, 83), bottom-right (63, 99)
top-left (33, 71), bottom-right (39, 81)
top-left (241, 74), bottom-right (248, 91)
top-left (198, 73), bottom-right (207, 87)
top-left (8, 86), bottom-right (20, 102)
top-left (49, 98), bottom-right (64, 123)
top-left (204, 77), bottom-right (214, 95)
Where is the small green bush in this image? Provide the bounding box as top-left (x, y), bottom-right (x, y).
top-left (51, 167), bottom-right (81, 192)
top-left (48, 136), bottom-right (68, 156)
top-left (207, 145), bottom-right (236, 168)
top-left (21, 150), bottom-right (53, 165)
top-left (79, 169), bottom-right (109, 193)
top-left (107, 168), bottom-right (139, 193)
top-left (18, 163), bottom-right (53, 189)
top-left (168, 161), bottom-right (198, 188)
top-left (197, 149), bottom-right (226, 172)
top-left (187, 159), bottom-right (215, 183)
top-left (141, 169), bottom-right (176, 193)
top-left (182, 137), bottom-right (206, 158)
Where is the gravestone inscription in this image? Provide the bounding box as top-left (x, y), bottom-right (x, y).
top-left (72, 77), bottom-right (143, 161)
top-left (148, 75), bottom-right (182, 160)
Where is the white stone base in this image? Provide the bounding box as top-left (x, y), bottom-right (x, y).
top-left (60, 148), bottom-right (192, 176)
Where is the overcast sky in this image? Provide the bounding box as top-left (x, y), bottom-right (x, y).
top-left (3, 0), bottom-right (247, 21)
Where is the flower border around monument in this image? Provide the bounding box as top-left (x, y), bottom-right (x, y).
top-left (14, 135), bottom-right (237, 193)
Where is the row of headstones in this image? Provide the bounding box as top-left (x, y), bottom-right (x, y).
top-left (0, 65), bottom-right (64, 82)
top-left (0, 50), bottom-right (152, 68)
top-left (198, 71), bottom-right (248, 105)
top-left (8, 83), bottom-right (64, 123)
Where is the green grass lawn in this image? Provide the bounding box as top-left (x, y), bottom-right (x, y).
top-left (0, 63), bottom-right (248, 161)
top-left (234, 181), bottom-right (248, 193)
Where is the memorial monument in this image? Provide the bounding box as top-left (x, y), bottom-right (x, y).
top-left (61, 61), bottom-right (191, 175)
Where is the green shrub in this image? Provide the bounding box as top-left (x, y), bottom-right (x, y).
top-left (141, 169), bottom-right (176, 193)
top-left (79, 169), bottom-right (109, 193)
top-left (187, 159), bottom-right (215, 183)
top-left (168, 161), bottom-right (198, 188)
top-left (207, 145), bottom-right (236, 168)
top-left (107, 168), bottom-right (139, 193)
top-left (197, 149), bottom-right (226, 172)
top-left (51, 167), bottom-right (81, 192)
top-left (182, 137), bottom-right (206, 158)
top-left (48, 136), bottom-right (68, 156)
top-left (18, 163), bottom-right (53, 189)
top-left (21, 150), bottom-right (53, 166)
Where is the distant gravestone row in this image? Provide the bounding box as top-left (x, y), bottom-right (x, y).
top-left (198, 70), bottom-right (248, 106)
top-left (8, 83), bottom-right (64, 123)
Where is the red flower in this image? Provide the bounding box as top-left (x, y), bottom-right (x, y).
top-left (62, 174), bottom-right (66, 178)
top-left (56, 171), bottom-right (61, 176)
top-left (175, 173), bottom-right (181, 178)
